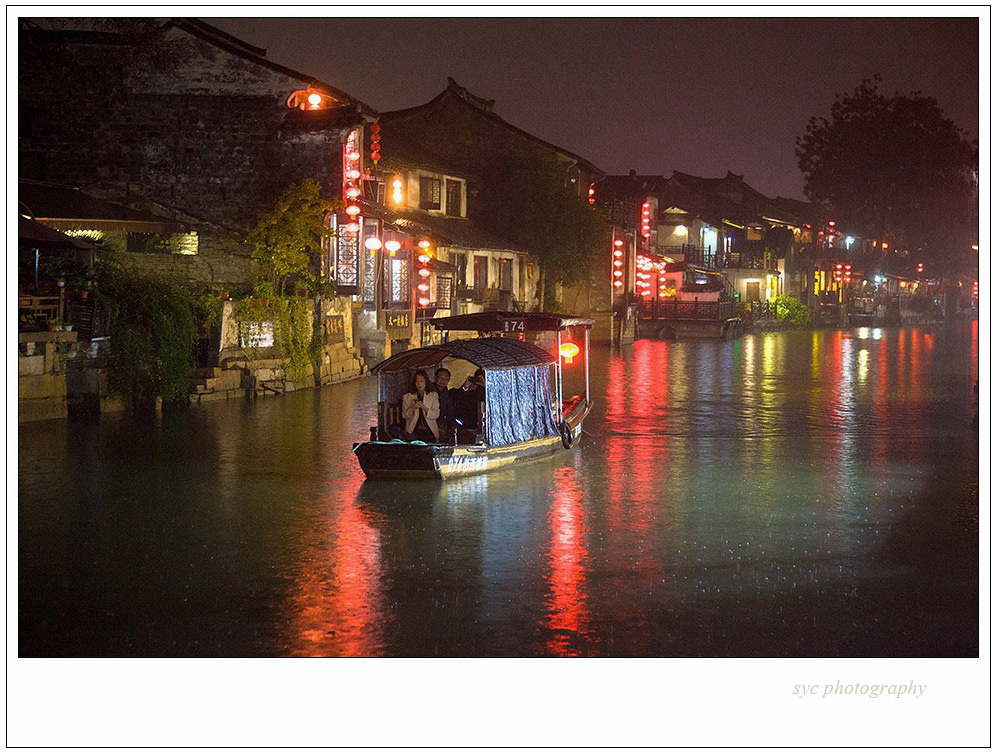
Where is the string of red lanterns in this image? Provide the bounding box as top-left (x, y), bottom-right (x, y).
top-left (342, 129), bottom-right (362, 235)
top-left (612, 237), bottom-right (624, 289)
top-left (369, 123), bottom-right (381, 165)
top-left (416, 239), bottom-right (432, 308)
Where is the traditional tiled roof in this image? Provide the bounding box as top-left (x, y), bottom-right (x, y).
top-left (380, 78), bottom-right (603, 178)
top-left (377, 143), bottom-right (480, 183)
top-left (593, 173), bottom-right (671, 200)
top-left (598, 170), bottom-right (827, 230)
top-left (361, 201), bottom-right (523, 253)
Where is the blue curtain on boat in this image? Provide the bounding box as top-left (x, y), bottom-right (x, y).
top-left (484, 365), bottom-right (559, 446)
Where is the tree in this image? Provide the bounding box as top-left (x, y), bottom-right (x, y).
top-left (247, 179), bottom-right (337, 296)
top-left (795, 77), bottom-right (977, 262)
top-left (475, 154), bottom-right (608, 306)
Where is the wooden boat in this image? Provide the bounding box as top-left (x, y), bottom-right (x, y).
top-left (353, 311), bottom-right (594, 479)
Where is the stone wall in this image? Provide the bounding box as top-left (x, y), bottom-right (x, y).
top-left (214, 298), bottom-right (368, 397)
top-left (120, 232), bottom-right (264, 290)
top-left (19, 21), bottom-right (352, 290)
top-left (18, 331), bottom-right (83, 422)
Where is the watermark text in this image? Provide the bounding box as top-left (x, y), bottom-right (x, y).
top-left (794, 681), bottom-right (926, 699)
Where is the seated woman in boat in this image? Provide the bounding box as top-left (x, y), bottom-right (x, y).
top-left (401, 371), bottom-right (440, 443)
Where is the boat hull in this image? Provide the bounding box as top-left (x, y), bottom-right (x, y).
top-left (354, 408), bottom-right (588, 480)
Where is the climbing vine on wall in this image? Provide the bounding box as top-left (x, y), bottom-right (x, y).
top-left (233, 291), bottom-right (314, 383)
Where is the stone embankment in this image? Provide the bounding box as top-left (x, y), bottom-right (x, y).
top-left (189, 341), bottom-right (368, 403)
top-left (19, 339), bottom-right (369, 422)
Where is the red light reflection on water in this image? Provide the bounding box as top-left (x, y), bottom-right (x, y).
top-left (605, 355), bottom-right (628, 531)
top-left (970, 320), bottom-right (979, 385)
top-left (872, 338), bottom-right (889, 465)
top-left (287, 468), bottom-right (384, 656)
top-left (545, 466), bottom-right (589, 655)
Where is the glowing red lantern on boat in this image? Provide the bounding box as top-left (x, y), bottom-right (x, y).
top-left (559, 342), bottom-right (580, 364)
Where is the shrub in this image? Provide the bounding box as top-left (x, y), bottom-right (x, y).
top-left (95, 263), bottom-right (196, 412)
top-left (773, 295), bottom-right (812, 327)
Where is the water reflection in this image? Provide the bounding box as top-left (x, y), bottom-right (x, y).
top-left (18, 324), bottom-right (979, 657)
top-left (544, 466), bottom-right (589, 655)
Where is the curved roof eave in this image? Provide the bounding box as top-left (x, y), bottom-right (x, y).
top-left (169, 18), bottom-right (379, 117)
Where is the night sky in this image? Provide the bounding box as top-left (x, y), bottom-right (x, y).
top-left (208, 16), bottom-right (975, 199)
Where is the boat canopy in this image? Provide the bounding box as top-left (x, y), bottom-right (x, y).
top-left (373, 337), bottom-right (561, 446)
top-left (429, 311), bottom-right (595, 334)
top-left (373, 337), bottom-right (555, 374)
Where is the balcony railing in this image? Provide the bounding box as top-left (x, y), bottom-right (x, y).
top-left (661, 246), bottom-right (773, 272)
top-left (637, 298), bottom-right (737, 322)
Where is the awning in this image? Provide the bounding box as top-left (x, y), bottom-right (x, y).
top-left (18, 215), bottom-right (95, 250)
top-left (19, 181), bottom-right (188, 234)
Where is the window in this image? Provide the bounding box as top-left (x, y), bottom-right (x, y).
top-left (450, 251), bottom-right (467, 288)
top-left (364, 179), bottom-right (385, 203)
top-left (473, 255), bottom-right (488, 296)
top-left (445, 179), bottom-right (462, 216)
top-left (363, 219), bottom-right (379, 306)
top-left (497, 258), bottom-right (512, 291)
top-left (383, 254), bottom-right (411, 308)
top-left (419, 177), bottom-right (441, 210)
top-left (436, 276), bottom-right (453, 310)
top-left (325, 213), bottom-right (361, 295)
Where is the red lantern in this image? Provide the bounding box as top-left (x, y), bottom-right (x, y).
top-left (559, 342), bottom-right (580, 364)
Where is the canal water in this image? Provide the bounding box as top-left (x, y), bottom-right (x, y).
top-left (18, 323), bottom-right (980, 657)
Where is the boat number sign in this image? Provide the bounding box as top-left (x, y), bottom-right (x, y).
top-left (502, 319), bottom-right (526, 333)
top-left (444, 454), bottom-right (488, 474)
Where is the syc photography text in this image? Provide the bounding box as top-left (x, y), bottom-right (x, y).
top-left (794, 681), bottom-right (927, 699)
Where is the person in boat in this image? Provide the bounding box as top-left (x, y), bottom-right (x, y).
top-left (431, 367), bottom-right (455, 444)
top-left (402, 371), bottom-right (440, 443)
top-left (452, 368), bottom-right (486, 434)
